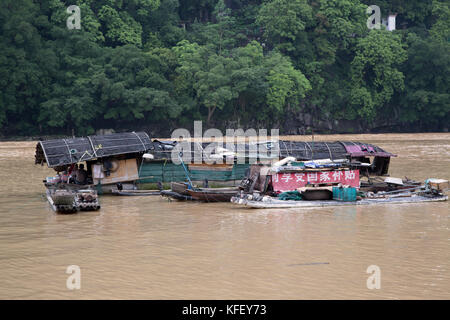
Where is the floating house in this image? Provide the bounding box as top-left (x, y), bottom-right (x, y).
top-left (36, 131), bottom-right (399, 195)
top-left (231, 141), bottom-right (448, 208)
top-left (35, 132), bottom-right (252, 193)
top-left (35, 132), bottom-right (154, 193)
top-left (238, 141), bottom-right (397, 196)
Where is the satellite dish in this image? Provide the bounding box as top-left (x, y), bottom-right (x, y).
top-left (142, 153), bottom-right (154, 161)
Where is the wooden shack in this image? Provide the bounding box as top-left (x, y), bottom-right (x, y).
top-left (35, 132), bottom-right (153, 193)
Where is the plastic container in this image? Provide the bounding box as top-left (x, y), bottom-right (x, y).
top-left (332, 187), bottom-right (357, 202)
top-left (46, 176), bottom-right (61, 184)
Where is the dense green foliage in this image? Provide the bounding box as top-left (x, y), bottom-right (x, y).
top-left (0, 0), bottom-right (448, 136)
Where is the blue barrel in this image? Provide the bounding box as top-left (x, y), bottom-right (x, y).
top-left (332, 187), bottom-right (357, 202)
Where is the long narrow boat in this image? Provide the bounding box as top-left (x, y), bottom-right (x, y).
top-left (187, 187), bottom-right (239, 202)
top-left (112, 189), bottom-right (161, 196)
top-left (160, 190), bottom-right (194, 201)
top-left (160, 182), bottom-right (195, 201)
top-left (231, 193), bottom-right (448, 209)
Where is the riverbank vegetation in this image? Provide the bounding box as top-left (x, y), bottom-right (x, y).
top-left (0, 0), bottom-right (448, 137)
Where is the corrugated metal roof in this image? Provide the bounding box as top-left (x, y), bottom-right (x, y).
top-left (35, 132), bottom-right (152, 168)
top-left (148, 140), bottom-right (396, 161)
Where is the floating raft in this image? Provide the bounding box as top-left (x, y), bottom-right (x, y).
top-left (231, 194), bottom-right (448, 209)
top-left (46, 189), bottom-right (100, 213)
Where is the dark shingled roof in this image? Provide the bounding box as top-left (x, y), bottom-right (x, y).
top-left (35, 132), bottom-right (152, 168)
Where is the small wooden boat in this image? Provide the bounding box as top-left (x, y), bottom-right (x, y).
top-left (160, 190), bottom-right (194, 201)
top-left (162, 181), bottom-right (240, 202)
top-left (112, 189), bottom-right (161, 196)
top-left (171, 182), bottom-right (190, 195)
top-left (160, 182), bottom-right (195, 201)
top-left (186, 187), bottom-right (239, 202)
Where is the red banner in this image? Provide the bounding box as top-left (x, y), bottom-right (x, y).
top-left (271, 170), bottom-right (360, 192)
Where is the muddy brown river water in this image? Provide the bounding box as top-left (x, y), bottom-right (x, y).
top-left (0, 133), bottom-right (448, 299)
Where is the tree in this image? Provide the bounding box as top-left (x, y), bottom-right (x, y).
top-left (98, 5), bottom-right (143, 47)
top-left (0, 0), bottom-right (448, 136)
top-left (398, 33), bottom-right (450, 128)
top-left (430, 0), bottom-right (450, 43)
top-left (0, 0), bottom-right (49, 133)
top-left (173, 40), bottom-right (236, 124)
top-left (316, 0), bottom-right (367, 51)
top-left (256, 0), bottom-right (313, 52)
top-left (350, 30), bottom-right (407, 121)
top-left (230, 41), bottom-right (267, 122)
top-left (265, 52), bottom-right (311, 112)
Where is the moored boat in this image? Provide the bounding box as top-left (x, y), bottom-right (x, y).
top-left (186, 187), bottom-right (239, 202)
top-left (231, 192), bottom-right (448, 209)
top-left (160, 182), bottom-right (193, 201)
top-left (112, 189), bottom-right (161, 196)
top-left (160, 190), bottom-right (194, 201)
top-left (171, 182), bottom-right (190, 195)
top-left (161, 182), bottom-right (238, 202)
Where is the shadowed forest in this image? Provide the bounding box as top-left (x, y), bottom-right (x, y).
top-left (0, 0), bottom-right (449, 137)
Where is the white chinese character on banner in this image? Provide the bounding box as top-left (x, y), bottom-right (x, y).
top-left (307, 172), bottom-right (318, 182)
top-left (332, 171), bottom-right (343, 181)
top-left (273, 174), bottom-right (279, 183)
top-left (281, 173), bottom-right (293, 183)
top-left (345, 170), bottom-right (356, 180)
top-left (295, 173), bottom-right (305, 182)
top-left (320, 172), bottom-right (331, 182)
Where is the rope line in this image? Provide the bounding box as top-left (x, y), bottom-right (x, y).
top-left (133, 132), bottom-right (147, 150)
top-left (62, 139), bottom-right (73, 163)
top-left (87, 136), bottom-right (98, 158)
